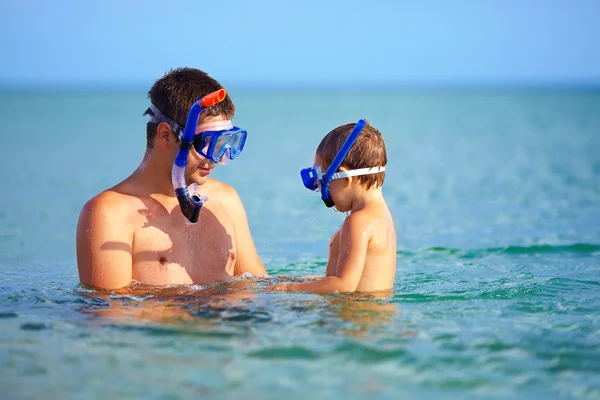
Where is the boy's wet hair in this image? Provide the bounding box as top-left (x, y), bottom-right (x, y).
top-left (316, 120), bottom-right (387, 190)
top-left (143, 67), bottom-right (235, 149)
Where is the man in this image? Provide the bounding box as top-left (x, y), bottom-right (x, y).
top-left (76, 67), bottom-right (266, 290)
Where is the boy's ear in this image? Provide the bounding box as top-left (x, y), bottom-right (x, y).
top-left (338, 166), bottom-right (353, 188)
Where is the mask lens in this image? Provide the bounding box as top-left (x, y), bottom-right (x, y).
top-left (217, 148), bottom-right (232, 165)
top-left (194, 129), bottom-right (247, 163)
top-left (212, 134), bottom-right (230, 160)
top-left (224, 129), bottom-right (246, 159)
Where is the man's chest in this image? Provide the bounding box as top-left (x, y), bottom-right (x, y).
top-left (130, 203), bottom-right (236, 284)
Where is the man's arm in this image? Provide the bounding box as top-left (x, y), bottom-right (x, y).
top-left (76, 192), bottom-right (134, 290)
top-left (221, 185), bottom-right (267, 276)
top-left (284, 214), bottom-right (370, 294)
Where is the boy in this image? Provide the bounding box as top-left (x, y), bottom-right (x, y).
top-left (268, 119), bottom-right (396, 294)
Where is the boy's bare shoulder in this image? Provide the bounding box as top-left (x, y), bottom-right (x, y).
top-left (341, 210), bottom-right (373, 236)
top-left (344, 202), bottom-right (393, 233)
top-left (346, 204), bottom-right (387, 224)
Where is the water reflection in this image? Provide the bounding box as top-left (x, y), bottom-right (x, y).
top-left (75, 278), bottom-right (409, 339)
top-left (327, 291), bottom-right (398, 337)
top-left (77, 279), bottom-right (260, 325)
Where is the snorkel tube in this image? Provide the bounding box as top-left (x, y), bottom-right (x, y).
top-left (320, 119), bottom-right (366, 207)
top-left (172, 89), bottom-right (227, 224)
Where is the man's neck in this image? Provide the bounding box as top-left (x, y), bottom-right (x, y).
top-left (132, 152), bottom-right (177, 197)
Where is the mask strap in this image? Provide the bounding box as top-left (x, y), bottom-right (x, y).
top-left (148, 103), bottom-right (183, 139)
top-left (330, 166), bottom-right (385, 180)
top-left (196, 120), bottom-right (234, 134)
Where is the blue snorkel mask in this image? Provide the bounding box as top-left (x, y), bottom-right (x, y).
top-left (300, 119), bottom-right (385, 208)
top-left (193, 121), bottom-right (246, 166)
top-left (147, 89), bottom-right (246, 224)
top-left (148, 103), bottom-right (246, 165)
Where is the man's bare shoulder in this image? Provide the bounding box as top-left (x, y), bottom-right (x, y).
top-left (203, 178), bottom-right (236, 196)
top-left (79, 186), bottom-right (138, 225)
top-left (203, 178), bottom-right (241, 206)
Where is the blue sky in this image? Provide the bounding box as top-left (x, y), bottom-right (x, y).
top-left (1, 0), bottom-right (599, 88)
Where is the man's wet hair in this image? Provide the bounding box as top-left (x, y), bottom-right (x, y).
top-left (143, 67), bottom-right (235, 149)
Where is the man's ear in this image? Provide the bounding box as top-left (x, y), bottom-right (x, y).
top-left (338, 166), bottom-right (353, 188)
top-left (156, 122), bottom-right (176, 149)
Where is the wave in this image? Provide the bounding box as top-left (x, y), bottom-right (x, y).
top-left (399, 243), bottom-right (600, 259)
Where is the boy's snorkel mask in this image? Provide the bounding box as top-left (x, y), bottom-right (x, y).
top-left (146, 89), bottom-right (247, 224)
top-left (300, 119), bottom-right (385, 208)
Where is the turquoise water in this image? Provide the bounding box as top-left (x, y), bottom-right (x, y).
top-left (0, 89), bottom-right (599, 399)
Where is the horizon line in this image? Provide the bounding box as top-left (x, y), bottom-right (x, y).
top-left (1, 80), bottom-right (600, 93)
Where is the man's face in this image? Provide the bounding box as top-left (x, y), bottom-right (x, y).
top-left (184, 115), bottom-right (230, 185)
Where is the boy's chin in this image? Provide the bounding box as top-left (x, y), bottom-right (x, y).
top-left (334, 204), bottom-right (351, 213)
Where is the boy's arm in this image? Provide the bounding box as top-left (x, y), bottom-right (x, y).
top-left (76, 192), bottom-right (134, 290)
top-left (222, 185), bottom-right (267, 276)
top-left (325, 230), bottom-right (341, 277)
top-left (285, 214), bottom-right (369, 294)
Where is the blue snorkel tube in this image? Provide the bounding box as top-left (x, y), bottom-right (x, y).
top-left (320, 119), bottom-right (366, 207)
top-left (172, 89), bottom-right (227, 224)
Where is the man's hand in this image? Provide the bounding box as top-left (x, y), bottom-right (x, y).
top-left (265, 282), bottom-right (292, 291)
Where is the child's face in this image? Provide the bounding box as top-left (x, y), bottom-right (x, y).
top-left (314, 153), bottom-right (352, 213)
top-left (329, 179), bottom-right (352, 212)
